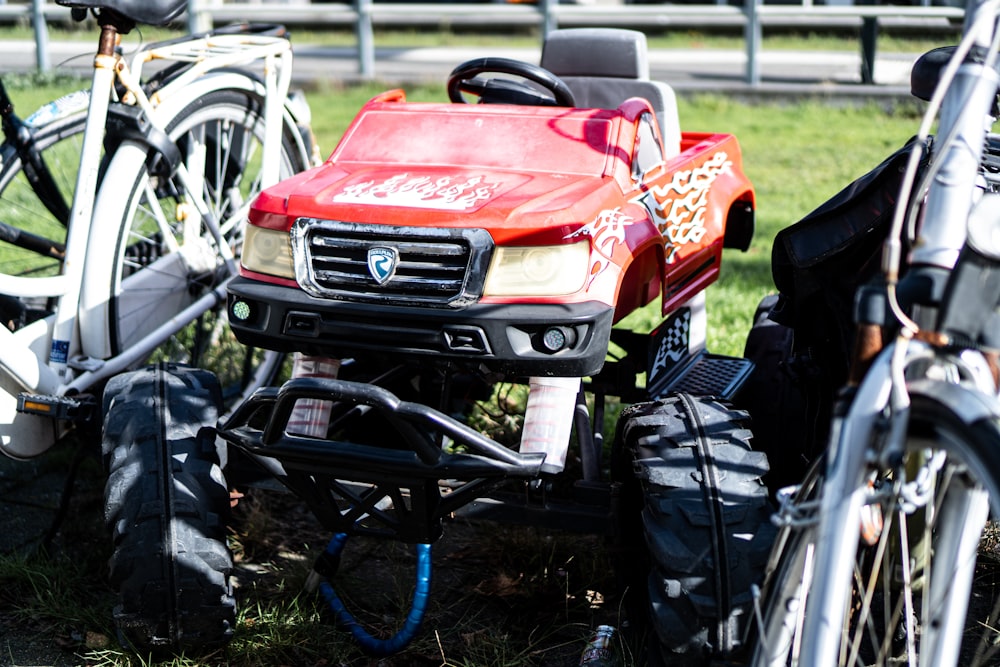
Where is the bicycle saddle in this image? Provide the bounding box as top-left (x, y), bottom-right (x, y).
top-left (55, 0), bottom-right (186, 26)
top-left (910, 44), bottom-right (999, 103)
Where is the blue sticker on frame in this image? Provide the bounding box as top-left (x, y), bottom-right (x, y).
top-left (50, 340), bottom-right (69, 364)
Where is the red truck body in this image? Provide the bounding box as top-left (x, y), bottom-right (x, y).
top-left (233, 91), bottom-right (754, 376)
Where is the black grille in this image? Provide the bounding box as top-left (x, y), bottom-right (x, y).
top-left (293, 219), bottom-right (492, 306)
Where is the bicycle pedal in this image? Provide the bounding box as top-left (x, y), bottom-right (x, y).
top-left (17, 393), bottom-right (94, 423)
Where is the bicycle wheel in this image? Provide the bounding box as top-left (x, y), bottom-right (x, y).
top-left (752, 382), bottom-right (1000, 667)
top-left (90, 87), bottom-right (308, 408)
top-left (750, 461), bottom-right (822, 667)
top-left (0, 94), bottom-right (87, 322)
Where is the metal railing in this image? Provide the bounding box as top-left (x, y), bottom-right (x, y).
top-left (9, 0), bottom-right (965, 84)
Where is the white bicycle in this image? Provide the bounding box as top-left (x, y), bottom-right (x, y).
top-left (749, 0), bottom-right (1000, 664)
top-left (0, 0), bottom-right (315, 459)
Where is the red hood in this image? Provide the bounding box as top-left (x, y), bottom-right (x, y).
top-left (256, 162), bottom-right (625, 245)
top-left (251, 101), bottom-right (634, 243)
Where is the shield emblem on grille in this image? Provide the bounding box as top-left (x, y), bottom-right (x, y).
top-left (367, 246), bottom-right (398, 285)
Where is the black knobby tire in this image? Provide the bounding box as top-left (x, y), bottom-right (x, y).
top-left (102, 363), bottom-right (235, 653)
top-left (615, 393), bottom-right (775, 665)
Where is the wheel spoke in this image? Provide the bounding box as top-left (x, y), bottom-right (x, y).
top-left (0, 112), bottom-right (84, 280)
top-left (753, 396), bottom-right (1000, 667)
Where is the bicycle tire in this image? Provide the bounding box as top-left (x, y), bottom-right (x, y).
top-left (102, 363), bottom-right (234, 653)
top-left (0, 95), bottom-right (87, 316)
top-left (90, 85), bottom-right (308, 408)
top-left (751, 382), bottom-right (1000, 667)
top-left (748, 461), bottom-right (822, 667)
top-left (614, 393), bottom-right (775, 666)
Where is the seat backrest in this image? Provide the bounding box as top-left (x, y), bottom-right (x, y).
top-left (540, 28), bottom-right (681, 158)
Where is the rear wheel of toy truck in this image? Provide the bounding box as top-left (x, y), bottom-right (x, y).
top-left (613, 393), bottom-right (775, 666)
top-left (102, 363), bottom-right (235, 654)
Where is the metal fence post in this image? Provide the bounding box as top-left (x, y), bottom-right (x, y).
top-left (744, 0), bottom-right (760, 86)
top-left (859, 0), bottom-right (879, 84)
top-left (187, 0), bottom-right (212, 34)
top-left (32, 0), bottom-right (50, 72)
top-left (356, 0), bottom-right (374, 79)
top-left (541, 0), bottom-right (557, 38)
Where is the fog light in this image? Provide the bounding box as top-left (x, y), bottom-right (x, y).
top-left (542, 326), bottom-right (576, 352)
top-left (231, 300), bottom-right (251, 321)
top-left (542, 327), bottom-right (566, 351)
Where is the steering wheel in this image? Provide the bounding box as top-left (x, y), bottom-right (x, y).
top-left (447, 57), bottom-right (577, 108)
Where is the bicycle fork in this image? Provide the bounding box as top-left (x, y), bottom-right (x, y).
top-left (797, 359), bottom-right (894, 667)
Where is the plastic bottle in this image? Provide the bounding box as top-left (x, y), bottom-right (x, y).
top-left (519, 375), bottom-right (581, 474)
top-left (579, 625), bottom-right (616, 666)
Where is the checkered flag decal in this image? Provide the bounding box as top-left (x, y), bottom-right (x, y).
top-left (651, 308), bottom-right (691, 378)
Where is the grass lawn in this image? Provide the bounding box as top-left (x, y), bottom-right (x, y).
top-left (675, 94), bottom-right (921, 353)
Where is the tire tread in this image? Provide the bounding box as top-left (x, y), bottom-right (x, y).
top-left (102, 363), bottom-right (234, 652)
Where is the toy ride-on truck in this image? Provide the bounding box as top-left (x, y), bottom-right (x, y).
top-left (100, 28), bottom-right (774, 665)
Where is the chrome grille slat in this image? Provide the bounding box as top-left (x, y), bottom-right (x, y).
top-left (292, 218), bottom-right (493, 307)
top-left (311, 256), bottom-right (467, 274)
top-left (312, 236), bottom-right (468, 257)
top-left (313, 270), bottom-right (464, 290)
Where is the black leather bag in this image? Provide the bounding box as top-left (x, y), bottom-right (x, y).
top-left (770, 135), bottom-right (929, 389)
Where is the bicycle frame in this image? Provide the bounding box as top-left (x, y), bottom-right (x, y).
top-left (0, 26), bottom-right (297, 457)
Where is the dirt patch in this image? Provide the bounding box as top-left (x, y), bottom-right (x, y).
top-left (0, 623), bottom-right (77, 667)
top-left (0, 440), bottom-right (628, 667)
top-left (225, 488), bottom-right (628, 666)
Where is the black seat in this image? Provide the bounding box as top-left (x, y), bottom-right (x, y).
top-left (56, 0), bottom-right (187, 26)
top-left (540, 28), bottom-right (681, 158)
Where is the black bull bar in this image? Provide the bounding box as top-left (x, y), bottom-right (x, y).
top-left (217, 377), bottom-right (545, 542)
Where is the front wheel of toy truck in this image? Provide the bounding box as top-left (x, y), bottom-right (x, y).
top-left (101, 363), bottom-right (235, 654)
top-left (612, 393), bottom-right (775, 666)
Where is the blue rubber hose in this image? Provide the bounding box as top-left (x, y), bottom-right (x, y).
top-left (318, 532), bottom-right (433, 657)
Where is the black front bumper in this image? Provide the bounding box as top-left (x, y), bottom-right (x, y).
top-left (228, 276), bottom-right (615, 376)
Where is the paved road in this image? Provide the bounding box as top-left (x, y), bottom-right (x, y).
top-left (292, 43), bottom-right (918, 94)
top-left (6, 38), bottom-right (918, 97)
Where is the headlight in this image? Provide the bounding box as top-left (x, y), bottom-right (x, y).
top-left (241, 225), bottom-right (294, 279)
top-left (483, 241), bottom-right (590, 297)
